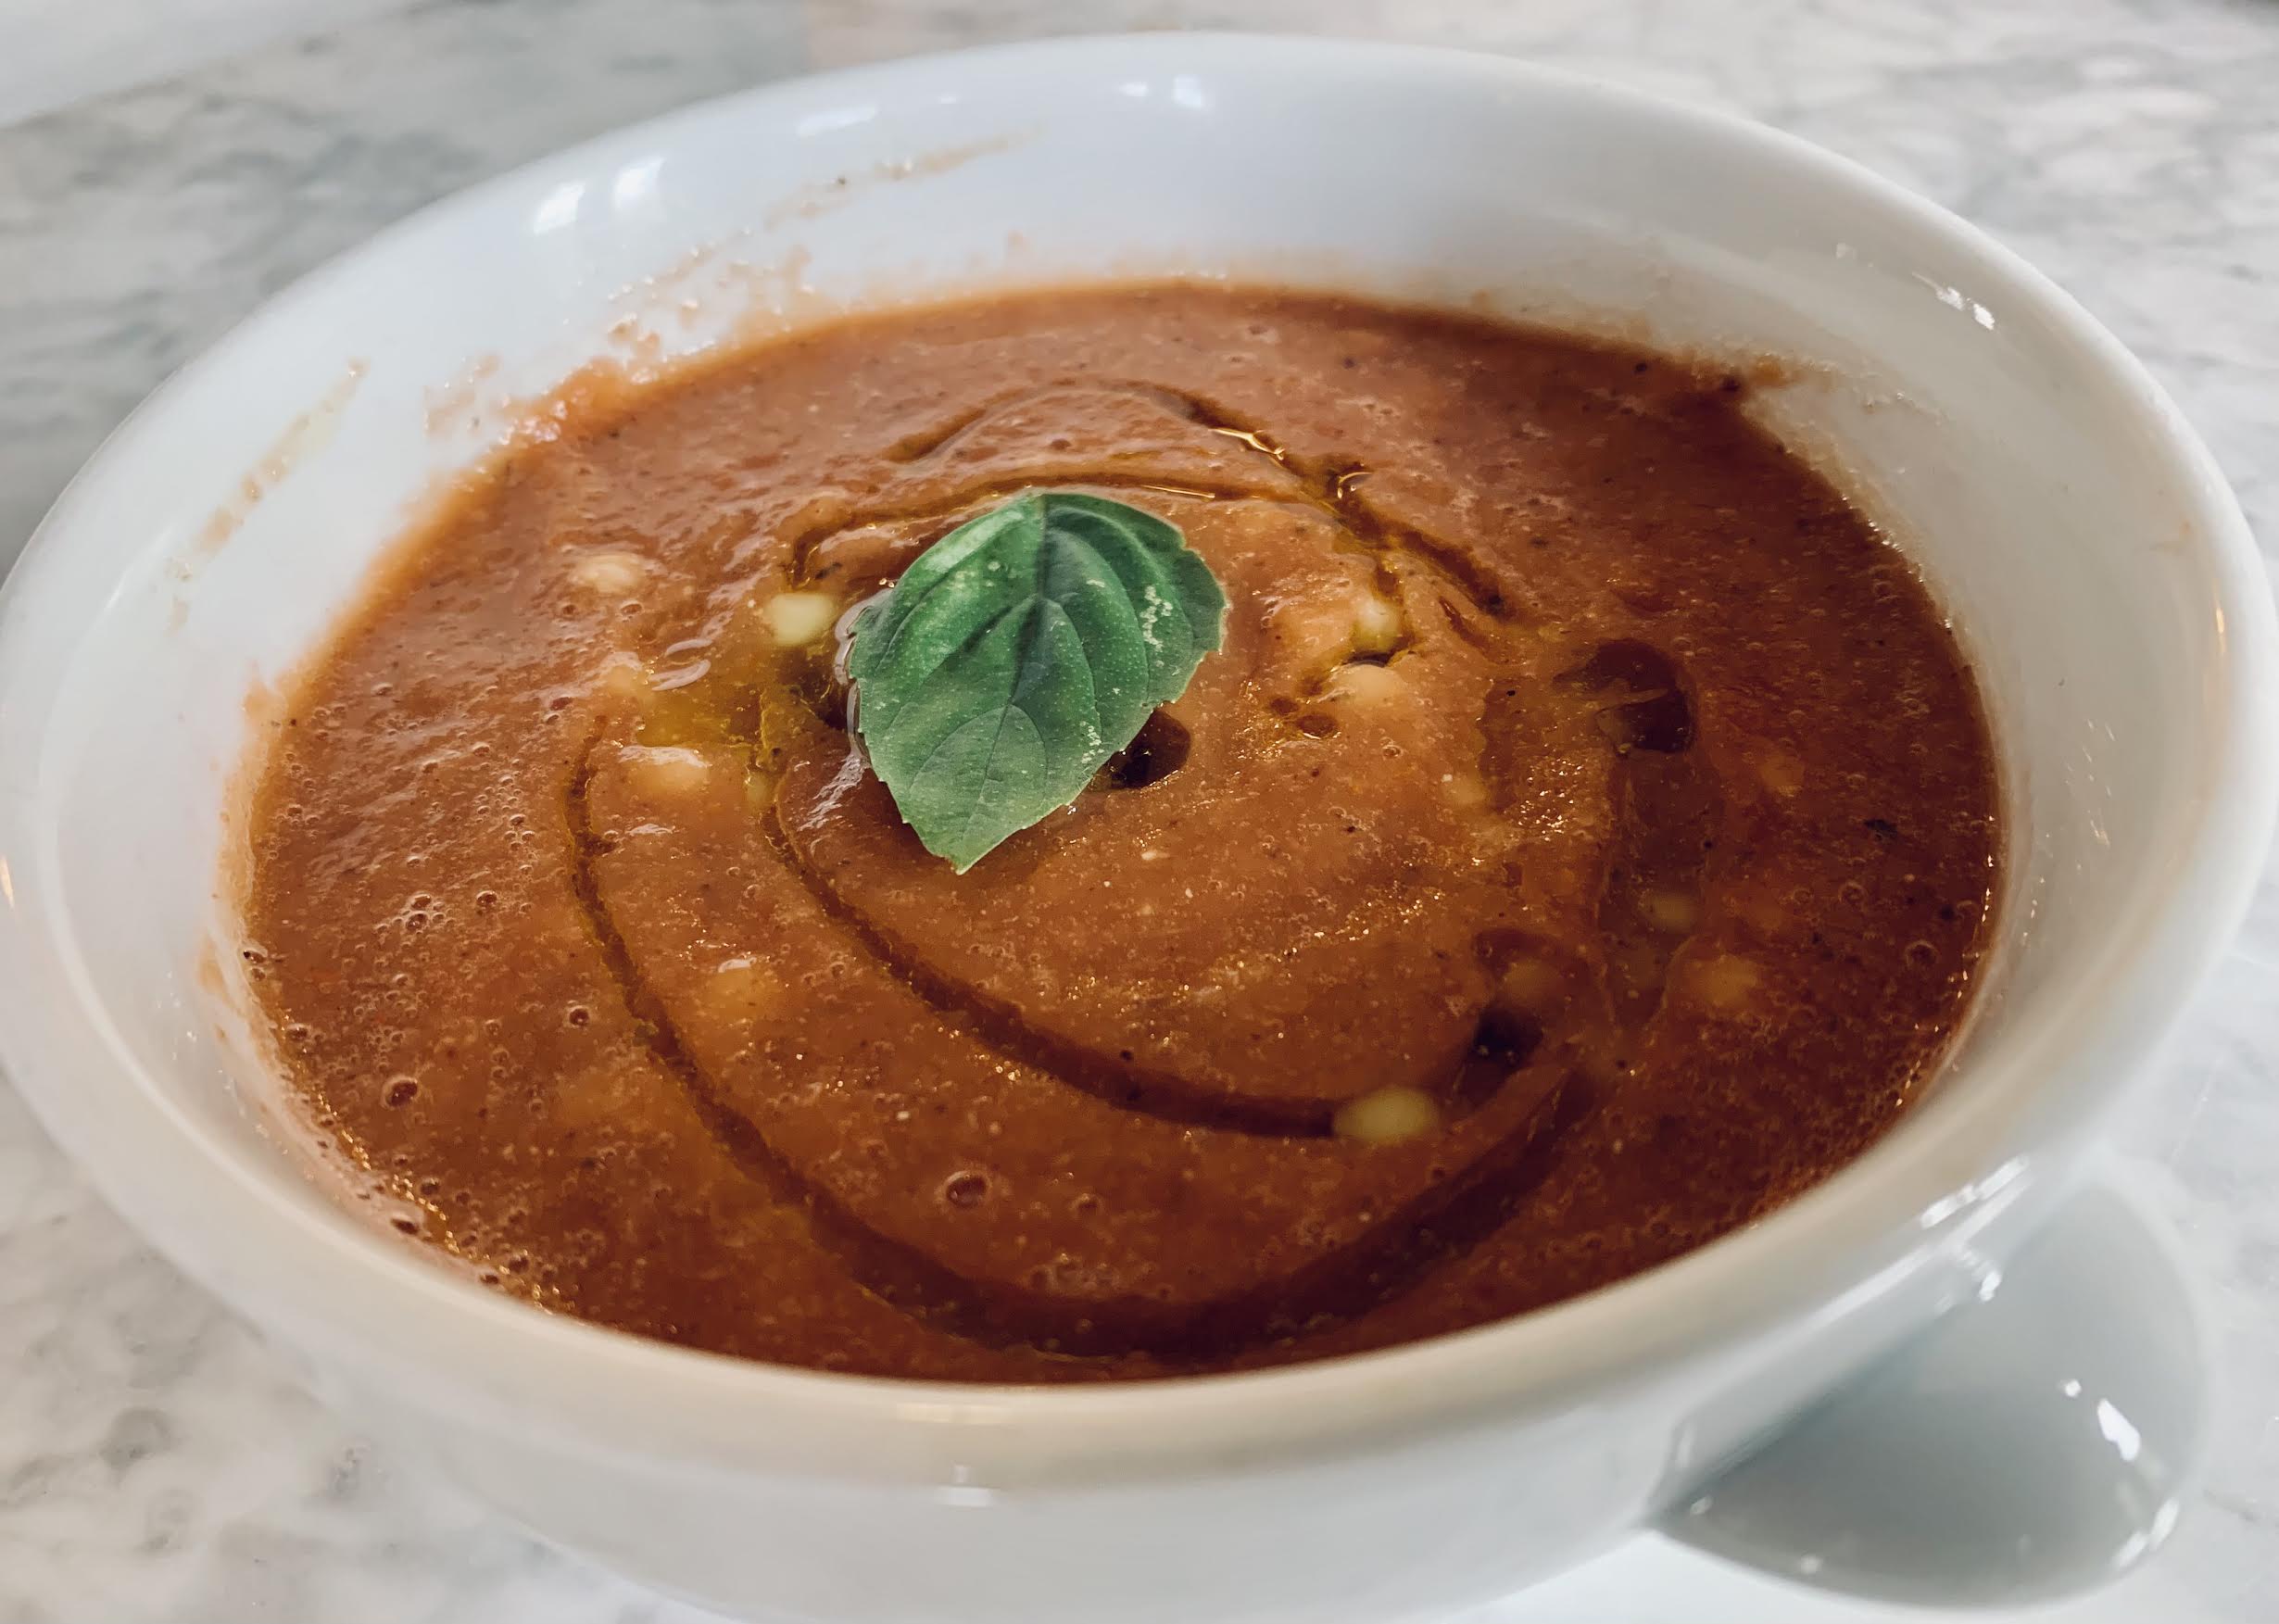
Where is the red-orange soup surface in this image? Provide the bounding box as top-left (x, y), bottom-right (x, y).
top-left (241, 283), bottom-right (2000, 1380)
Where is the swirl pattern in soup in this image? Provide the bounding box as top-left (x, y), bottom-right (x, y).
top-left (241, 284), bottom-right (1999, 1380)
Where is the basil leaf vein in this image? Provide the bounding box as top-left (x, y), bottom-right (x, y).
top-left (845, 490), bottom-right (1228, 871)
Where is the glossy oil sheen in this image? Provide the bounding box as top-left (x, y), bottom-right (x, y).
top-left (242, 284), bottom-right (1999, 1380)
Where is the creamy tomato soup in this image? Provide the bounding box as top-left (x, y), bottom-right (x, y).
top-left (240, 284), bottom-right (1998, 1380)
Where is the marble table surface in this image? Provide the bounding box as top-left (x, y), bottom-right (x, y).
top-left (2, 0), bottom-right (2275, 1618)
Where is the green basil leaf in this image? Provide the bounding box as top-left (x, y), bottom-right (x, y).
top-left (846, 491), bottom-right (1228, 871)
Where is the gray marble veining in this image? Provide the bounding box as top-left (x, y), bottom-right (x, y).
top-left (0, 0), bottom-right (808, 576)
top-left (2, 0), bottom-right (2275, 1619)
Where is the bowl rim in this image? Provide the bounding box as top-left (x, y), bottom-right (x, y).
top-left (2, 30), bottom-right (2273, 1481)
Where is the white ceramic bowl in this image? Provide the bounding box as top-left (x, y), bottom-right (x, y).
top-left (1, 35), bottom-right (2273, 1624)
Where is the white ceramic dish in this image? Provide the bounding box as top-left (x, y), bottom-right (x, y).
top-left (0, 35), bottom-right (2272, 1624)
